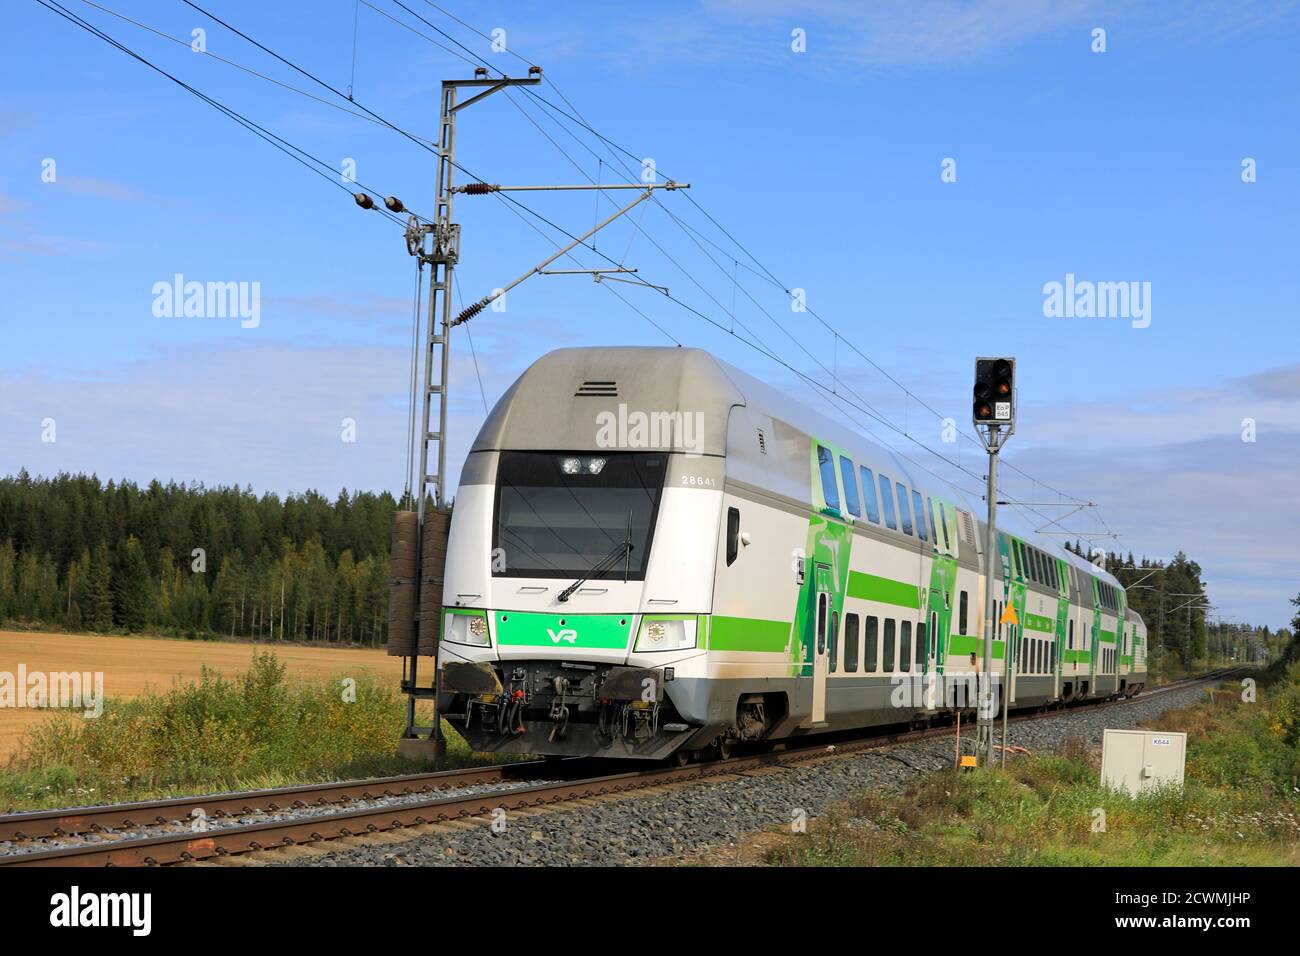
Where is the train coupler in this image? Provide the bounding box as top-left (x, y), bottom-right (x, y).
top-left (547, 677), bottom-right (571, 742)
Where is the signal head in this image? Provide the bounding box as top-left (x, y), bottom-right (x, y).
top-left (973, 356), bottom-right (1015, 426)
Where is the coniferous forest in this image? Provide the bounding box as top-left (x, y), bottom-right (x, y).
top-left (0, 471), bottom-right (398, 645)
top-left (0, 471), bottom-right (1290, 665)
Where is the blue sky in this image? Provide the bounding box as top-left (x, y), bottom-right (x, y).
top-left (2, 0), bottom-right (1298, 626)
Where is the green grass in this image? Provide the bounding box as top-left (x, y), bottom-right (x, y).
top-left (765, 661), bottom-right (1300, 867)
top-left (0, 653), bottom-right (503, 812)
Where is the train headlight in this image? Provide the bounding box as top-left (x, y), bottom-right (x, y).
top-left (561, 457), bottom-right (582, 475)
top-left (634, 617), bottom-right (696, 652)
top-left (445, 611), bottom-right (490, 647)
top-left (586, 457), bottom-right (606, 475)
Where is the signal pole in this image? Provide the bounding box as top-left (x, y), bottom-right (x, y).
top-left (972, 358), bottom-right (1016, 765)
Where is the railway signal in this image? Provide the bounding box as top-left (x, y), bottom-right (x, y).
top-left (972, 357), bottom-right (1016, 766)
top-left (973, 357), bottom-right (1015, 425)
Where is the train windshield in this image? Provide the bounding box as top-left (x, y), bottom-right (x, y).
top-left (492, 451), bottom-right (666, 580)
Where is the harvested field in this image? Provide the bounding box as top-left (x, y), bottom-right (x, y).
top-left (0, 629), bottom-right (409, 761)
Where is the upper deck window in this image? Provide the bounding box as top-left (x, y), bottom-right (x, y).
top-left (878, 474), bottom-right (898, 530)
top-left (860, 466), bottom-right (881, 523)
top-left (896, 482), bottom-right (913, 536)
top-left (839, 456), bottom-right (861, 517)
top-left (912, 491), bottom-right (928, 542)
top-left (817, 445), bottom-right (840, 512)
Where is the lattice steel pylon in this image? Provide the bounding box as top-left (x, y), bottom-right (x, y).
top-left (401, 70), bottom-right (543, 746)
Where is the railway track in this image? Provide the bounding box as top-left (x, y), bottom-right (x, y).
top-left (0, 670), bottom-right (1238, 867)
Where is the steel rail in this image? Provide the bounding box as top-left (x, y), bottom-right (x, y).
top-left (0, 758), bottom-right (569, 842)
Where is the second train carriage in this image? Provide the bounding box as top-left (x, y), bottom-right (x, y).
top-left (435, 347), bottom-right (1147, 760)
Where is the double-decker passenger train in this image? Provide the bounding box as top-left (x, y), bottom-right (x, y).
top-left (435, 347), bottom-right (1147, 760)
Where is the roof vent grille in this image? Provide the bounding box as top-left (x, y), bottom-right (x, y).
top-left (575, 380), bottom-right (618, 397)
top-left (957, 509), bottom-right (978, 550)
top-left (756, 427), bottom-right (767, 454)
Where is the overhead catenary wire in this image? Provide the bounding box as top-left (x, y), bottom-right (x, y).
top-left (388, 2), bottom-right (1113, 538)
top-left (386, 3), bottom-right (1102, 525)
top-left (185, 0), bottom-right (1084, 534)
top-left (42, 0), bottom-right (420, 229)
top-left (73, 0), bottom-right (1105, 541)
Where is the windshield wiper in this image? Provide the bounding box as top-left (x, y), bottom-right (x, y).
top-left (557, 518), bottom-right (634, 604)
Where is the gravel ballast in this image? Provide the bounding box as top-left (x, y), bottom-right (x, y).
top-left (292, 684), bottom-right (1213, 867)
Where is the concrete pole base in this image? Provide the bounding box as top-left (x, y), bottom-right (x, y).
top-left (397, 736), bottom-right (446, 765)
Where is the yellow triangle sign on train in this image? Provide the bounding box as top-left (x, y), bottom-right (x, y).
top-left (1000, 602), bottom-right (1019, 626)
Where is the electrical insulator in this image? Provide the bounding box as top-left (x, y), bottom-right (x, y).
top-left (454, 301), bottom-right (486, 326)
top-left (354, 192), bottom-right (374, 209)
top-left (385, 196), bottom-right (405, 213)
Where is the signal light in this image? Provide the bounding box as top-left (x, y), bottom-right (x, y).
top-left (973, 356), bottom-right (1015, 426)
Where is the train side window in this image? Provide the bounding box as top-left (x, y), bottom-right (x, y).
top-left (959, 591), bottom-right (969, 634)
top-left (938, 501), bottom-right (952, 551)
top-left (726, 507), bottom-right (740, 566)
top-left (1015, 541), bottom-right (1027, 578)
top-left (860, 466), bottom-right (881, 523)
top-left (916, 621), bottom-right (926, 667)
top-left (839, 456), bottom-right (861, 517)
top-left (844, 614), bottom-right (860, 673)
top-left (896, 482), bottom-right (914, 536)
top-left (883, 619), bottom-right (896, 673)
top-left (816, 446), bottom-right (840, 512)
top-left (830, 611), bottom-right (840, 673)
top-left (865, 616), bottom-right (879, 672)
top-left (878, 475), bottom-right (898, 530)
top-left (899, 621), bottom-right (912, 673)
top-left (1068, 618), bottom-right (1074, 649)
top-left (912, 490), bottom-right (928, 541)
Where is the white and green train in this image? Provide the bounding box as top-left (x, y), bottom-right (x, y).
top-left (436, 347), bottom-right (1147, 760)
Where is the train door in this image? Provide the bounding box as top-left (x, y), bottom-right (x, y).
top-left (810, 563), bottom-right (832, 726)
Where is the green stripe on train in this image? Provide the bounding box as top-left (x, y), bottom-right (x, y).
top-left (846, 571), bottom-right (920, 609)
top-left (1023, 612), bottom-right (1055, 633)
top-left (709, 615), bottom-right (791, 653)
top-left (948, 634), bottom-right (1007, 660)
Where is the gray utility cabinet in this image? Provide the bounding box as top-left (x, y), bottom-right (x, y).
top-left (1100, 729), bottom-right (1187, 797)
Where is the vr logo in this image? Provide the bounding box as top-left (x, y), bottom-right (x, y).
top-left (547, 628), bottom-right (578, 645)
